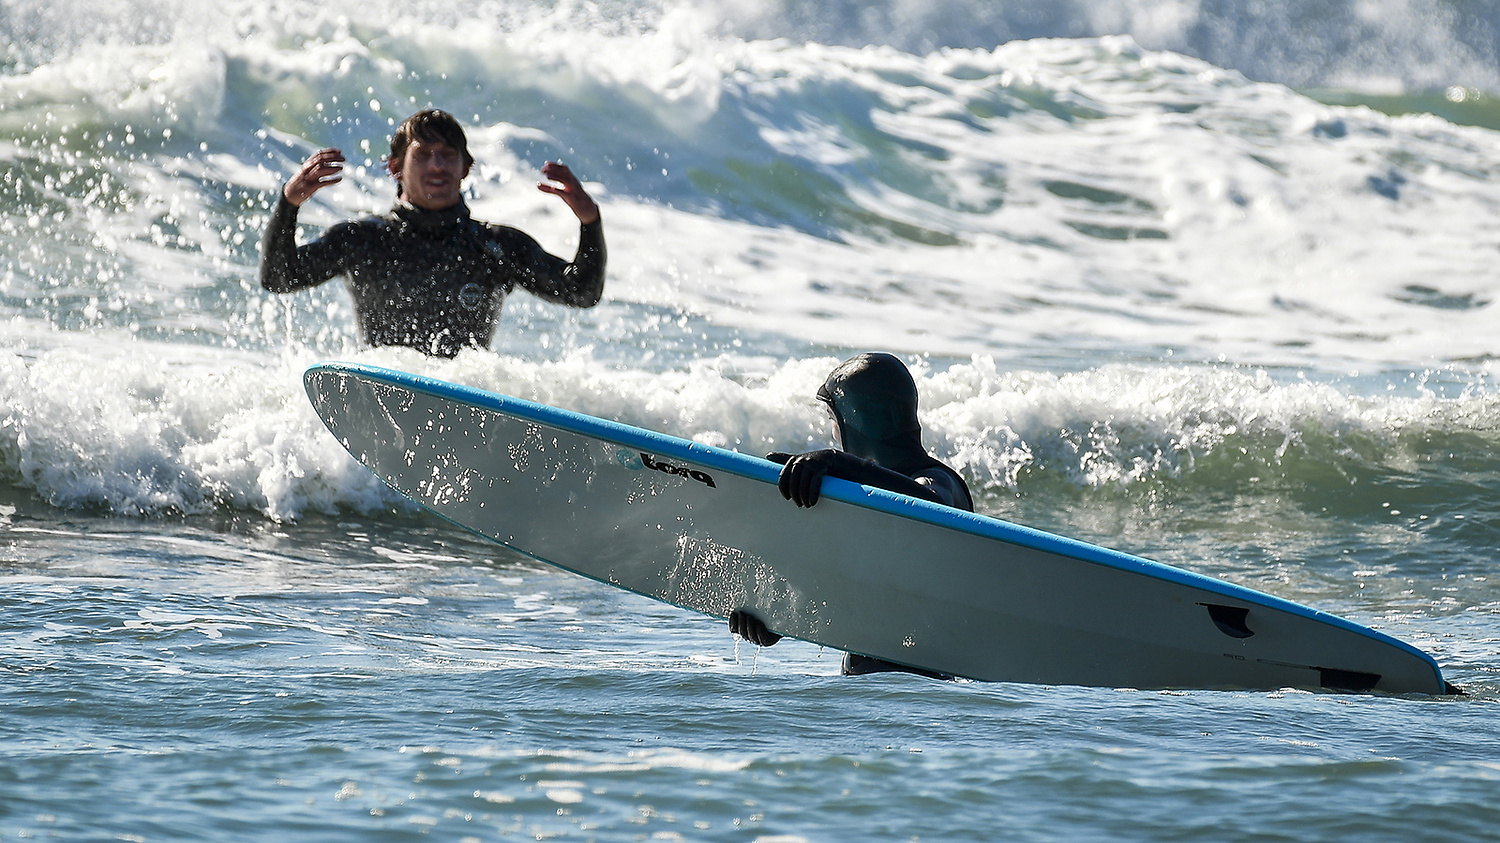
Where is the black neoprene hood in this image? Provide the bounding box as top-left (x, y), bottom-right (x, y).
top-left (816, 353), bottom-right (925, 459)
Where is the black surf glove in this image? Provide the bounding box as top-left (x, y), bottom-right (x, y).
top-left (767, 449), bottom-right (838, 507)
top-left (728, 609), bottom-right (782, 647)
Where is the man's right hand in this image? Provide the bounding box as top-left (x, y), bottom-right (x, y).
top-left (283, 148), bottom-right (345, 206)
top-left (729, 609), bottom-right (782, 647)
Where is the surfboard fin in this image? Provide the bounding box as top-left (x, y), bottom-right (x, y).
top-left (1201, 603), bottom-right (1254, 639)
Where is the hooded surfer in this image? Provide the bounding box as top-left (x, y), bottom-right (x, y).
top-left (729, 352), bottom-right (974, 677)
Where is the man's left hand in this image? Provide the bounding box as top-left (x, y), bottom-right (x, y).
top-left (538, 161), bottom-right (600, 224)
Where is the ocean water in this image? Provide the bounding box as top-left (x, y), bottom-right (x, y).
top-left (4, 0), bottom-right (1500, 839)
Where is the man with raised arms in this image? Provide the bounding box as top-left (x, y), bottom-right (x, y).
top-left (260, 108), bottom-right (605, 358)
top-left (730, 352), bottom-right (974, 678)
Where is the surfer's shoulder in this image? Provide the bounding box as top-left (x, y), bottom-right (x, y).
top-left (910, 464), bottom-right (973, 511)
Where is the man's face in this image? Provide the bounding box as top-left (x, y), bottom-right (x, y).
top-left (390, 137), bottom-right (469, 210)
top-left (824, 403), bottom-right (844, 449)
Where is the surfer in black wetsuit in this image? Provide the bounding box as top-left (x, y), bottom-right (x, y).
top-left (259, 108), bottom-right (605, 358)
top-left (729, 352), bottom-right (974, 678)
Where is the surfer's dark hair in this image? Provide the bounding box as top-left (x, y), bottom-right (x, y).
top-left (389, 108), bottom-right (475, 172)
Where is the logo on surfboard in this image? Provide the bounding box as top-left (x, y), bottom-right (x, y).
top-left (618, 449), bottom-right (716, 489)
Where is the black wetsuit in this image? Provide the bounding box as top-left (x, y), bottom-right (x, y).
top-left (259, 195), bottom-right (605, 358)
top-left (760, 352), bottom-right (976, 679)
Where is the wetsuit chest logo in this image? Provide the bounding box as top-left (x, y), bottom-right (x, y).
top-left (458, 282), bottom-right (486, 311)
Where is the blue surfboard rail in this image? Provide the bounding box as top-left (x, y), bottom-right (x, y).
top-left (308, 362), bottom-right (1447, 685)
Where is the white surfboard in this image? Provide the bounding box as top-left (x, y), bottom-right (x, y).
top-left (304, 362), bottom-right (1451, 694)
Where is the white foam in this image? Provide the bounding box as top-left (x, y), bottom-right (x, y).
top-left (2, 333), bottom-right (1497, 518)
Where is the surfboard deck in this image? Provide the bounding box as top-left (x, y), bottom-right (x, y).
top-left (304, 362), bottom-right (1450, 694)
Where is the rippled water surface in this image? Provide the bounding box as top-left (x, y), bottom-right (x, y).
top-left (4, 0), bottom-right (1500, 838)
